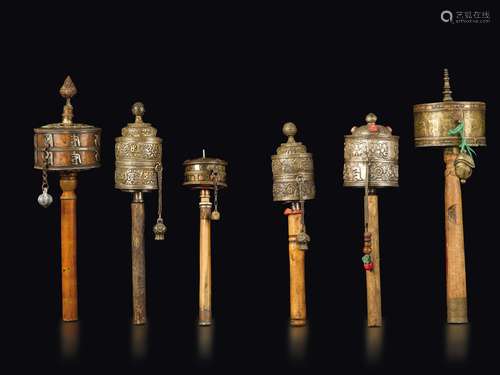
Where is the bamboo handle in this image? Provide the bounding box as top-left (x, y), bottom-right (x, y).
top-left (60, 172), bottom-right (78, 322)
top-left (366, 194), bottom-right (382, 327)
top-left (199, 189), bottom-right (212, 326)
top-left (131, 192), bottom-right (147, 325)
top-left (287, 207), bottom-right (306, 326)
top-left (444, 147), bottom-right (468, 323)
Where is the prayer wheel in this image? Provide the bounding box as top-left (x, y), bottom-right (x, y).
top-left (115, 102), bottom-right (166, 325)
top-left (183, 151), bottom-right (227, 325)
top-left (271, 122), bottom-right (315, 326)
top-left (413, 69), bottom-right (486, 323)
top-left (343, 113), bottom-right (399, 327)
top-left (34, 76), bottom-right (101, 321)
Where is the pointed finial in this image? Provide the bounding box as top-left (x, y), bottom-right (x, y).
top-left (282, 122), bottom-right (297, 142)
top-left (60, 76), bottom-right (77, 124)
top-left (443, 68), bottom-right (453, 102)
top-left (132, 102), bottom-right (145, 123)
top-left (59, 76), bottom-right (77, 99)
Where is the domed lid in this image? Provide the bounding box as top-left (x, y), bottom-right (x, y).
top-left (274, 122), bottom-right (309, 155)
top-left (347, 113), bottom-right (396, 139)
top-left (119, 102), bottom-right (159, 138)
top-left (36, 76), bottom-right (98, 131)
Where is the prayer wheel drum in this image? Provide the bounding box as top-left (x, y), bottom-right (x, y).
top-left (271, 122), bottom-right (315, 202)
top-left (343, 113), bottom-right (399, 188)
top-left (115, 102), bottom-right (163, 192)
top-left (182, 155), bottom-right (227, 190)
top-left (413, 102), bottom-right (486, 147)
top-left (34, 127), bottom-right (101, 171)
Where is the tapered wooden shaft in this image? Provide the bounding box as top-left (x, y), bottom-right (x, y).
top-left (288, 206), bottom-right (306, 326)
top-left (199, 189), bottom-right (212, 325)
top-left (60, 172), bottom-right (78, 322)
top-left (131, 192), bottom-right (147, 325)
top-left (444, 147), bottom-right (468, 323)
top-left (366, 194), bottom-right (382, 327)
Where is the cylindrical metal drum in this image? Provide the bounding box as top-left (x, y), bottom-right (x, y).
top-left (343, 113), bottom-right (399, 188)
top-left (271, 122), bottom-right (315, 202)
top-left (115, 102), bottom-right (163, 192)
top-left (183, 153), bottom-right (227, 190)
top-left (414, 102), bottom-right (486, 148)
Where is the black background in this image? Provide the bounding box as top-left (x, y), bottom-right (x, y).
top-left (3, 3), bottom-right (498, 373)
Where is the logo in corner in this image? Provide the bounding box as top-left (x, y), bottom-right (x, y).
top-left (441, 10), bottom-right (454, 23)
top-left (441, 9), bottom-right (491, 24)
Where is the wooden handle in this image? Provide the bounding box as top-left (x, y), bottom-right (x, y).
top-left (366, 194), bottom-right (382, 327)
top-left (60, 172), bottom-right (78, 322)
top-left (131, 192), bottom-right (147, 325)
top-left (444, 148), bottom-right (468, 323)
top-left (199, 189), bottom-right (213, 325)
top-left (288, 208), bottom-right (306, 326)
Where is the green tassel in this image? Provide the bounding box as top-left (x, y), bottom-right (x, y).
top-left (448, 121), bottom-right (477, 157)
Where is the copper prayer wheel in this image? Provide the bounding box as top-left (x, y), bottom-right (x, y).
top-left (343, 113), bottom-right (399, 327)
top-left (33, 76), bottom-right (101, 322)
top-left (271, 122), bottom-right (315, 326)
top-left (413, 69), bottom-right (487, 323)
top-left (183, 151), bottom-right (227, 325)
top-left (115, 102), bottom-right (166, 325)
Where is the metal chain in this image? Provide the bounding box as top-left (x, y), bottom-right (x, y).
top-left (155, 163), bottom-right (163, 219)
top-left (209, 170), bottom-right (221, 221)
top-left (295, 175), bottom-right (310, 250)
top-left (41, 144), bottom-right (50, 191)
top-left (37, 139), bottom-right (53, 208)
top-left (213, 173), bottom-right (219, 213)
top-left (297, 175), bottom-right (306, 233)
top-left (152, 162), bottom-right (167, 240)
